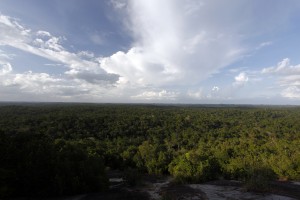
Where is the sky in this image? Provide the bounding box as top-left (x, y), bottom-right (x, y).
top-left (1, 0), bottom-right (300, 104)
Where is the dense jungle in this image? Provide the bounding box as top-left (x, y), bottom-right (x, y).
top-left (0, 103), bottom-right (299, 199)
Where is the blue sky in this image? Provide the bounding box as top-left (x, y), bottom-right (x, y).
top-left (1, 0), bottom-right (300, 104)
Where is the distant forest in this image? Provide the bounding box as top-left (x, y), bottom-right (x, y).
top-left (0, 103), bottom-right (299, 198)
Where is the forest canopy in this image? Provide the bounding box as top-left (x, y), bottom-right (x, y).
top-left (0, 103), bottom-right (299, 198)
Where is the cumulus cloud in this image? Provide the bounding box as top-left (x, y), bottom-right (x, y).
top-left (0, 67), bottom-right (120, 102)
top-left (0, 62), bottom-right (12, 75)
top-left (101, 0), bottom-right (255, 87)
top-left (132, 89), bottom-right (179, 101)
top-left (1, 0), bottom-right (300, 103)
top-left (33, 35), bottom-right (65, 52)
top-left (100, 47), bottom-right (178, 86)
top-left (0, 13), bottom-right (120, 99)
top-left (262, 58), bottom-right (300, 74)
top-left (235, 72), bottom-right (249, 82)
top-left (212, 86), bottom-right (220, 92)
top-left (280, 75), bottom-right (300, 86)
top-left (281, 86), bottom-right (300, 99)
top-left (12, 72), bottom-right (60, 93)
top-left (0, 14), bottom-right (118, 77)
top-left (36, 30), bottom-right (51, 37)
top-left (186, 86), bottom-right (226, 101)
top-left (0, 13), bottom-right (126, 102)
top-left (77, 51), bottom-right (95, 59)
top-left (101, 0), bottom-right (300, 103)
top-left (0, 50), bottom-right (13, 75)
top-left (187, 88), bottom-right (204, 100)
top-left (234, 72), bottom-right (249, 86)
top-left (261, 58), bottom-right (300, 99)
top-left (0, 15), bottom-right (31, 46)
top-left (102, 0), bottom-right (299, 89)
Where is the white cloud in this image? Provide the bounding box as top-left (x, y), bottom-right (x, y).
top-left (44, 37), bottom-right (64, 51)
top-left (0, 15), bottom-right (30, 36)
top-left (101, 0), bottom-right (252, 87)
top-left (0, 67), bottom-right (120, 101)
top-left (77, 51), bottom-right (95, 59)
top-left (44, 63), bottom-right (63, 67)
top-left (36, 30), bottom-right (51, 37)
top-left (101, 0), bottom-right (300, 102)
top-left (280, 75), bottom-right (300, 86)
top-left (256, 41), bottom-right (273, 50)
top-left (262, 58), bottom-right (300, 75)
top-left (0, 62), bottom-right (12, 75)
top-left (207, 86), bottom-right (222, 99)
top-left (0, 15), bottom-right (15, 27)
top-left (212, 86), bottom-right (220, 92)
top-left (262, 58), bottom-right (290, 74)
top-left (110, 0), bottom-right (127, 9)
top-left (0, 50), bottom-right (13, 75)
top-left (132, 90), bottom-right (179, 101)
top-left (235, 72), bottom-right (249, 82)
top-left (0, 13), bottom-right (123, 101)
top-left (102, 0), bottom-right (300, 90)
top-left (261, 58), bottom-right (300, 99)
top-left (33, 35), bottom-right (65, 52)
top-left (187, 88), bottom-right (204, 100)
top-left (100, 47), bottom-right (180, 86)
top-left (1, 0), bottom-right (300, 103)
top-left (234, 72), bottom-right (249, 86)
top-left (0, 14), bottom-right (119, 86)
top-left (281, 86), bottom-right (300, 99)
top-left (13, 72), bottom-right (60, 92)
top-left (0, 15), bottom-right (31, 46)
top-left (187, 86), bottom-right (226, 101)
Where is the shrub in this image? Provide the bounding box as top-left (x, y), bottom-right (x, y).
top-left (244, 166), bottom-right (277, 192)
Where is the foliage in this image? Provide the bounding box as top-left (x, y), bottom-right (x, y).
top-left (244, 166), bottom-right (277, 192)
top-left (0, 132), bottom-right (107, 198)
top-left (169, 150), bottom-right (220, 183)
top-left (0, 103), bottom-right (300, 197)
